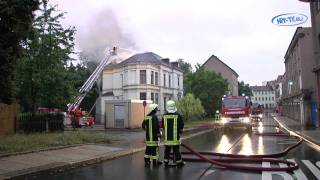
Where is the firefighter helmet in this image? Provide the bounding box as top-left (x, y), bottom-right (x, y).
top-left (149, 103), bottom-right (159, 112)
top-left (166, 100), bottom-right (177, 113)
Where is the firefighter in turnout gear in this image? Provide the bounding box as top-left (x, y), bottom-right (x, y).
top-left (163, 100), bottom-right (186, 167)
top-left (142, 103), bottom-right (162, 166)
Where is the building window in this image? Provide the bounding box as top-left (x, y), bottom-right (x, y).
top-left (164, 97), bottom-right (167, 110)
top-left (258, 97), bottom-right (261, 101)
top-left (255, 97), bottom-right (257, 101)
top-left (272, 97), bottom-right (274, 101)
top-left (155, 93), bottom-right (159, 104)
top-left (262, 97), bottom-right (264, 101)
top-left (169, 75), bottom-right (171, 88)
top-left (121, 74), bottom-right (123, 87)
top-left (155, 72), bottom-right (159, 85)
top-left (140, 70), bottom-right (146, 84)
top-left (178, 75), bottom-right (180, 87)
top-left (151, 92), bottom-right (154, 102)
top-left (163, 74), bottom-right (166, 87)
top-left (151, 71), bottom-right (154, 85)
top-left (140, 92), bottom-right (146, 100)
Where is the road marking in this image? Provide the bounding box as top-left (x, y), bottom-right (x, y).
top-left (301, 160), bottom-right (320, 180)
top-left (262, 162), bottom-right (294, 180)
top-left (287, 159), bottom-right (308, 180)
top-left (316, 161), bottom-right (320, 169)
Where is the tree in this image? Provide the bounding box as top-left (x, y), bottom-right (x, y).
top-left (69, 59), bottom-right (100, 115)
top-left (176, 93), bottom-right (205, 121)
top-left (177, 59), bottom-right (193, 95)
top-left (186, 66), bottom-right (228, 117)
top-left (16, 0), bottom-right (76, 112)
top-left (0, 0), bottom-right (39, 104)
top-left (238, 81), bottom-right (252, 96)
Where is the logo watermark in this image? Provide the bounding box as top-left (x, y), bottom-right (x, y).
top-left (272, 13), bottom-right (308, 26)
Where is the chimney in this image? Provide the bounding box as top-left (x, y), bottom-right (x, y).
top-left (162, 58), bottom-right (170, 64)
top-left (112, 46), bottom-right (117, 55)
top-left (171, 62), bottom-right (179, 67)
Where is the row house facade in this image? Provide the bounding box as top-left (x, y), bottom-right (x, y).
top-left (250, 85), bottom-right (276, 109)
top-left (298, 0), bottom-right (320, 126)
top-left (281, 27), bottom-right (317, 126)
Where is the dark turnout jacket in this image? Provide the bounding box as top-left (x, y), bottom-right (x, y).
top-left (142, 111), bottom-right (160, 146)
top-left (162, 112), bottom-right (184, 145)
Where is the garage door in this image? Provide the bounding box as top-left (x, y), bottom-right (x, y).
top-left (114, 105), bottom-right (125, 128)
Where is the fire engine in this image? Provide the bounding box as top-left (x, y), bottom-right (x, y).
top-left (250, 103), bottom-right (263, 122)
top-left (66, 47), bottom-right (117, 128)
top-left (220, 95), bottom-right (252, 133)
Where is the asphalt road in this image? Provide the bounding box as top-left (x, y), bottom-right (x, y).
top-left (35, 115), bottom-right (320, 180)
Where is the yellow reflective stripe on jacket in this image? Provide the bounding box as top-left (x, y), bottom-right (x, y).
top-left (163, 115), bottom-right (179, 145)
top-left (146, 141), bottom-right (158, 146)
top-left (145, 116), bottom-right (158, 146)
top-left (164, 140), bottom-right (181, 146)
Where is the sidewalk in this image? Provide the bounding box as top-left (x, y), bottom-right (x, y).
top-left (0, 127), bottom-right (205, 179)
top-left (0, 130), bottom-right (146, 180)
top-left (272, 114), bottom-right (320, 147)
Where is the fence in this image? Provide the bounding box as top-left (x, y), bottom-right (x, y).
top-left (18, 113), bottom-right (64, 133)
top-left (0, 103), bottom-right (17, 135)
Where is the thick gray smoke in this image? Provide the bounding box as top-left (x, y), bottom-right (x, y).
top-left (77, 8), bottom-right (137, 63)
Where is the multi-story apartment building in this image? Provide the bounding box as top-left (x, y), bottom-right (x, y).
top-left (96, 52), bottom-right (183, 123)
top-left (250, 85), bottom-right (276, 109)
top-left (299, 0), bottom-right (320, 126)
top-left (281, 27), bottom-right (317, 125)
top-left (203, 55), bottom-right (239, 96)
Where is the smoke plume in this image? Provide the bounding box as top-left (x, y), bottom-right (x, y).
top-left (77, 8), bottom-right (137, 63)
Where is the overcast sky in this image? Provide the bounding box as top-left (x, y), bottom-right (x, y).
top-left (52, 0), bottom-right (311, 85)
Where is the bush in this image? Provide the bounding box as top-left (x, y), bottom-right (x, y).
top-left (176, 93), bottom-right (205, 121)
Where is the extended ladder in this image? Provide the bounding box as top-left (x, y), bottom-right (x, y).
top-left (67, 47), bottom-right (116, 113)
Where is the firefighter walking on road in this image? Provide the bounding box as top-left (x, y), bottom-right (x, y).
top-left (142, 103), bottom-right (162, 166)
top-left (163, 100), bottom-right (186, 167)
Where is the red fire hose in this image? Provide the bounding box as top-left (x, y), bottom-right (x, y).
top-left (180, 130), bottom-right (302, 171)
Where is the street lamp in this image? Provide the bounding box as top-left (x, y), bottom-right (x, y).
top-left (288, 81), bottom-right (293, 95)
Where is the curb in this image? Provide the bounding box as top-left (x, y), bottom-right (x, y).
top-left (273, 115), bottom-right (320, 151)
top-left (0, 144), bottom-right (85, 158)
top-left (1, 127), bottom-right (214, 179)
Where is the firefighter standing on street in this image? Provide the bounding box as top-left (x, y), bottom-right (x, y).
top-left (142, 103), bottom-right (162, 166)
top-left (163, 100), bottom-right (186, 167)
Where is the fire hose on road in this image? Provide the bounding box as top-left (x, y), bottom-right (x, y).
top-left (180, 129), bottom-right (303, 171)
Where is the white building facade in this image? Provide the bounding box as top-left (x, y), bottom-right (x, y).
top-left (96, 52), bottom-right (183, 124)
top-left (250, 86), bottom-right (276, 109)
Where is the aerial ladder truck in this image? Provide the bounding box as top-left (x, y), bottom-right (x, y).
top-left (67, 47), bottom-right (117, 128)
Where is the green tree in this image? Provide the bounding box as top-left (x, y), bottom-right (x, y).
top-left (238, 81), bottom-right (252, 96)
top-left (16, 0), bottom-right (76, 112)
top-left (177, 59), bottom-right (193, 95)
top-left (186, 66), bottom-right (228, 117)
top-left (69, 59), bottom-right (100, 115)
top-left (176, 93), bottom-right (205, 121)
top-left (0, 0), bottom-right (39, 104)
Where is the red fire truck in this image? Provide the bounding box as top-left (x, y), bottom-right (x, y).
top-left (220, 95), bottom-right (252, 133)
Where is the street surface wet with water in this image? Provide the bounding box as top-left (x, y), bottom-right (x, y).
top-left (34, 115), bottom-right (320, 180)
